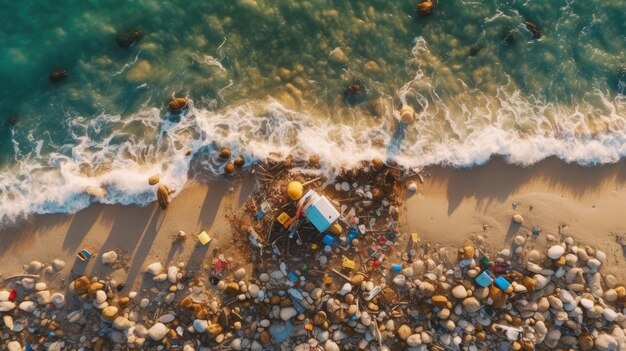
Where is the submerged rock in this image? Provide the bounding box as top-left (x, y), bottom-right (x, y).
top-left (49, 70), bottom-right (68, 82)
top-left (116, 29), bottom-right (144, 48)
top-left (523, 21), bottom-right (542, 39)
top-left (417, 0), bottom-right (434, 15)
top-left (168, 97), bottom-right (189, 111)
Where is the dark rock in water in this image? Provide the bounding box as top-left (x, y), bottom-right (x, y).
top-left (523, 21), bottom-right (542, 39)
top-left (469, 45), bottom-right (481, 57)
top-left (168, 97), bottom-right (189, 111)
top-left (7, 114), bottom-right (18, 127)
top-left (116, 29), bottom-right (144, 48)
top-left (49, 70), bottom-right (68, 82)
top-left (218, 148), bottom-right (232, 160)
top-left (234, 155), bottom-right (245, 168)
top-left (502, 28), bottom-right (516, 45)
top-left (224, 162), bottom-right (235, 175)
top-left (343, 81), bottom-right (366, 106)
top-left (417, 0), bottom-right (434, 15)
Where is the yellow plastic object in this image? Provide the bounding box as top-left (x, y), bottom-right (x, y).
top-left (310, 243), bottom-right (318, 252)
top-left (277, 212), bottom-right (291, 227)
top-left (342, 256), bottom-right (356, 270)
top-left (322, 276), bottom-right (333, 285)
top-left (329, 223), bottom-right (343, 235)
top-left (287, 181), bottom-right (303, 200)
top-left (197, 231), bottom-right (212, 245)
top-left (411, 232), bottom-right (421, 244)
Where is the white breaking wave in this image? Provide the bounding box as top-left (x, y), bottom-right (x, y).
top-left (0, 37), bottom-right (625, 227)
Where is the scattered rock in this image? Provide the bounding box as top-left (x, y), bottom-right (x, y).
top-left (512, 214), bottom-right (524, 224)
top-left (148, 323), bottom-right (169, 341)
top-left (49, 70), bottom-right (68, 82)
top-left (146, 262), bottom-right (164, 275)
top-left (101, 251), bottom-right (118, 265)
top-left (116, 29), bottom-right (144, 48)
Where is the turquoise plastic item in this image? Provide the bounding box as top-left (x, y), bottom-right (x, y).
top-left (475, 270), bottom-right (495, 287)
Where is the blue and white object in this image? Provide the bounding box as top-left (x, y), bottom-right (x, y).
top-left (300, 190), bottom-right (340, 232)
top-left (475, 270), bottom-right (495, 288)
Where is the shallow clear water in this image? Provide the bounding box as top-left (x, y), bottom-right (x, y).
top-left (0, 0), bottom-right (625, 224)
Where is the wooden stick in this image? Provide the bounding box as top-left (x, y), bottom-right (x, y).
top-left (301, 176), bottom-right (323, 187)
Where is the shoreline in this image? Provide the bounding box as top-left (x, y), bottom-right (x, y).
top-left (2, 156), bottom-right (625, 284)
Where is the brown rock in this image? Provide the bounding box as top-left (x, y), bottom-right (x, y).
top-left (313, 311), bottom-right (327, 326)
top-left (207, 324), bottom-right (223, 336)
top-left (397, 324), bottom-right (412, 340)
top-left (521, 276), bottom-right (536, 291)
top-left (351, 274), bottom-right (365, 286)
top-left (233, 156), bottom-right (245, 168)
top-left (224, 162), bottom-right (235, 175)
top-left (168, 98), bottom-right (188, 111)
top-left (218, 148), bottom-right (232, 159)
top-left (88, 282), bottom-right (104, 296)
top-left (615, 286), bottom-right (626, 299)
top-left (371, 158), bottom-right (385, 170)
top-left (49, 70), bottom-right (68, 82)
top-left (148, 174), bottom-right (160, 185)
top-left (225, 282), bottom-right (240, 294)
top-left (179, 296), bottom-right (193, 309)
top-left (157, 184), bottom-right (170, 209)
top-left (308, 155), bottom-right (321, 168)
top-left (417, 0), bottom-right (433, 15)
top-left (579, 334), bottom-right (593, 351)
top-left (461, 245), bottom-right (476, 259)
top-left (431, 295), bottom-right (449, 308)
top-left (380, 287), bottom-right (396, 304)
top-left (270, 295), bottom-right (281, 305)
top-left (101, 306), bottom-right (119, 321)
top-left (260, 330), bottom-right (271, 344)
top-left (73, 276), bottom-right (90, 295)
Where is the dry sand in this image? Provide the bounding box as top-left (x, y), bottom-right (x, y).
top-left (400, 157), bottom-right (626, 279)
top-left (1, 157), bottom-right (625, 290)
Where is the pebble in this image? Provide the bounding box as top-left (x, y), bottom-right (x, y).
top-left (193, 319), bottom-right (208, 333)
top-left (167, 266), bottom-right (179, 283)
top-left (140, 298), bottom-right (150, 308)
top-left (18, 301), bottom-right (36, 313)
top-left (392, 274), bottom-right (406, 287)
top-left (21, 278), bottom-right (35, 290)
top-left (148, 323), bottom-right (169, 340)
top-left (512, 214), bottom-right (524, 224)
top-left (146, 262), bottom-right (164, 275)
top-left (35, 290), bottom-right (50, 305)
top-left (452, 285), bottom-right (468, 299)
top-left (101, 251), bottom-right (118, 265)
top-left (26, 260), bottom-right (43, 273)
top-left (280, 307), bottom-right (297, 321)
top-left (547, 245), bottom-right (565, 259)
top-left (52, 259), bottom-right (66, 271)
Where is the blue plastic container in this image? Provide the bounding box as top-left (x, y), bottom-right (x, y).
top-left (321, 234), bottom-right (335, 246)
top-left (391, 264), bottom-right (402, 272)
top-left (494, 276), bottom-right (511, 291)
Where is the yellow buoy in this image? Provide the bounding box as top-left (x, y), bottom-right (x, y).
top-left (287, 181), bottom-right (303, 200)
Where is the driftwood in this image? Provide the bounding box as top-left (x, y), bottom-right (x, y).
top-left (3, 274), bottom-right (40, 282)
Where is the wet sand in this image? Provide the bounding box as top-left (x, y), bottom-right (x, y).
top-left (1, 157), bottom-right (625, 288)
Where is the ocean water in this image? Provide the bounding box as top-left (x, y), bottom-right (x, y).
top-left (0, 0), bottom-right (625, 225)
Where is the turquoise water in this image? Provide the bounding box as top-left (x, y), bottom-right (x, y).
top-left (0, 0), bottom-right (625, 224)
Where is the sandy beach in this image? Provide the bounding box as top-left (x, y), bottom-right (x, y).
top-left (2, 157), bottom-right (626, 350)
top-left (2, 157), bottom-right (625, 285)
